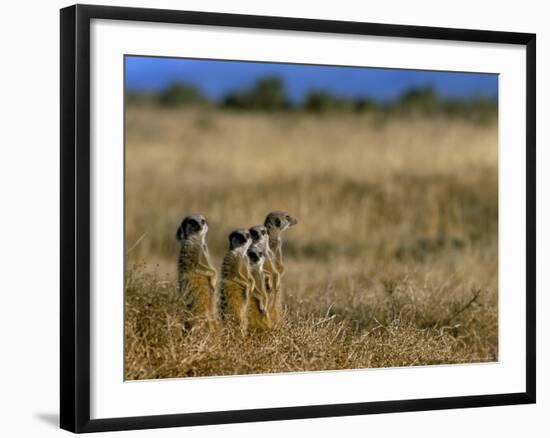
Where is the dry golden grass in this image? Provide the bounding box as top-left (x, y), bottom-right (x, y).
top-left (125, 107), bottom-right (498, 380)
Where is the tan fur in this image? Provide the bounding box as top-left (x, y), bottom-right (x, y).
top-left (264, 256), bottom-right (281, 326)
top-left (219, 251), bottom-right (255, 333)
top-left (247, 261), bottom-right (272, 331)
top-left (264, 251), bottom-right (281, 292)
top-left (266, 238), bottom-right (285, 326)
top-left (177, 240), bottom-right (217, 328)
top-left (264, 212), bottom-right (297, 326)
top-left (247, 226), bottom-right (280, 330)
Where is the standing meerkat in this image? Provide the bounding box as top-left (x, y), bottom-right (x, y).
top-left (264, 211), bottom-right (298, 325)
top-left (219, 228), bottom-right (254, 333)
top-left (176, 214), bottom-right (218, 328)
top-left (249, 225), bottom-right (280, 292)
top-left (246, 244), bottom-right (271, 331)
top-left (248, 225), bottom-right (280, 330)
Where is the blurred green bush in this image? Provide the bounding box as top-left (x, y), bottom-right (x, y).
top-left (127, 75), bottom-right (497, 122)
top-left (157, 82), bottom-right (209, 107)
top-left (222, 76), bottom-right (290, 111)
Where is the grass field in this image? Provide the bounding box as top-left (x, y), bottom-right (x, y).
top-left (124, 107), bottom-right (498, 380)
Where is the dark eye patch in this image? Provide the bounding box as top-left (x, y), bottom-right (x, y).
top-left (275, 218), bottom-right (281, 227)
top-left (235, 233), bottom-right (245, 244)
top-left (248, 251), bottom-right (259, 263)
top-left (181, 217), bottom-right (202, 239)
top-left (250, 230), bottom-right (259, 240)
top-left (230, 231), bottom-right (246, 247)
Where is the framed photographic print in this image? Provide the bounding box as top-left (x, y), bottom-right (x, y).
top-left (60, 4), bottom-right (536, 433)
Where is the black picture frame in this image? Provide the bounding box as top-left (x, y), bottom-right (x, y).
top-left (60, 4), bottom-right (536, 433)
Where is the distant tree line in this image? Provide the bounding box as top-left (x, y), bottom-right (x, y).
top-left (126, 75), bottom-right (497, 122)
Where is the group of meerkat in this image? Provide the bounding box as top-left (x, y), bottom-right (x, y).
top-left (176, 211), bottom-right (297, 333)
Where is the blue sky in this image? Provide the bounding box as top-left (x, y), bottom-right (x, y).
top-left (125, 56), bottom-right (498, 103)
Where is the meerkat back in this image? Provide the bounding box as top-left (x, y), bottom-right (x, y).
top-left (176, 214), bottom-right (218, 328)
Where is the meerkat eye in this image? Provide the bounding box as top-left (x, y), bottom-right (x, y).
top-left (261, 229), bottom-right (266, 235)
top-left (250, 230), bottom-right (258, 239)
top-left (230, 232), bottom-right (244, 246)
top-left (275, 218), bottom-right (281, 227)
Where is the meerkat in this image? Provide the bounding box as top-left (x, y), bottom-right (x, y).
top-left (246, 244), bottom-right (271, 331)
top-left (263, 211), bottom-right (298, 325)
top-left (176, 214), bottom-right (218, 328)
top-left (249, 225), bottom-right (281, 292)
top-left (219, 228), bottom-right (254, 333)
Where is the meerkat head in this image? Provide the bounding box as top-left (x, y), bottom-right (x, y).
top-left (264, 211), bottom-right (298, 240)
top-left (247, 244), bottom-right (265, 270)
top-left (176, 214), bottom-right (209, 244)
top-left (249, 225), bottom-right (269, 249)
top-left (228, 228), bottom-right (252, 254)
